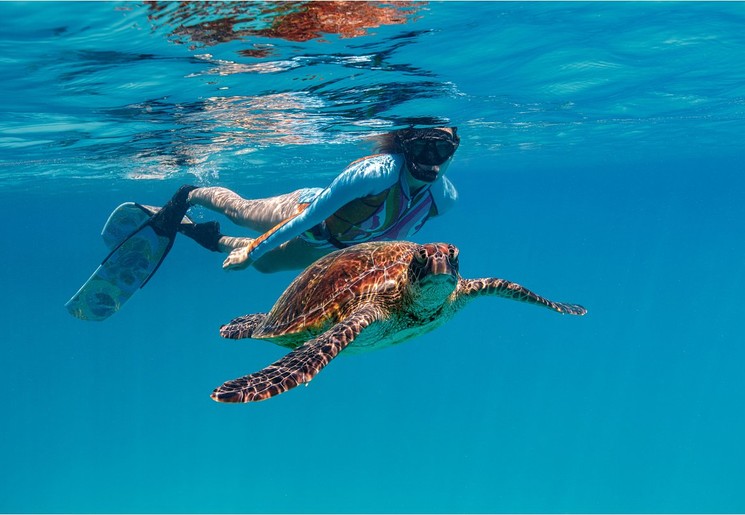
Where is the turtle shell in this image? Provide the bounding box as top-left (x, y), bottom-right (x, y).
top-left (253, 241), bottom-right (418, 339)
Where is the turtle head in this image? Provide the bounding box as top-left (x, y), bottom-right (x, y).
top-left (409, 243), bottom-right (460, 304)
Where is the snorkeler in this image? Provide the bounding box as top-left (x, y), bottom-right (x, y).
top-left (66, 127), bottom-right (460, 320)
top-left (162, 126), bottom-right (460, 273)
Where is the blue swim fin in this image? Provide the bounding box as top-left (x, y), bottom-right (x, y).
top-left (66, 186), bottom-right (196, 321)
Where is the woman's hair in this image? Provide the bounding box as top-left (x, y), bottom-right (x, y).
top-left (371, 130), bottom-right (403, 154)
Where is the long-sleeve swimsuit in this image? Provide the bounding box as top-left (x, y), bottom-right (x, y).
top-left (249, 153), bottom-right (458, 261)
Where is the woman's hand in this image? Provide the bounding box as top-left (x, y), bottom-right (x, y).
top-left (223, 246), bottom-right (253, 270)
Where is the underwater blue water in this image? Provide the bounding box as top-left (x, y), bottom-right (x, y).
top-left (2, 1), bottom-right (745, 512)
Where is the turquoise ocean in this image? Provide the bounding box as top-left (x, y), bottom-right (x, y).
top-left (2, 2), bottom-right (745, 513)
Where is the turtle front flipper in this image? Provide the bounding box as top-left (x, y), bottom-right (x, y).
top-left (220, 313), bottom-right (268, 339)
top-left (211, 305), bottom-right (383, 403)
top-left (459, 278), bottom-right (587, 316)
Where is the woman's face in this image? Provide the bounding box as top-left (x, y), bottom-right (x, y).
top-left (400, 127), bottom-right (459, 182)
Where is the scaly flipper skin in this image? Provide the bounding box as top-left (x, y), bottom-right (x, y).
top-left (458, 278), bottom-right (587, 315)
top-left (220, 313), bottom-right (268, 339)
top-left (211, 306), bottom-right (382, 402)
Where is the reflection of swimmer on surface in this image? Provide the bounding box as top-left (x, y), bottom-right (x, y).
top-left (145, 1), bottom-right (419, 53)
top-left (255, 1), bottom-right (416, 42)
top-left (144, 126), bottom-right (461, 273)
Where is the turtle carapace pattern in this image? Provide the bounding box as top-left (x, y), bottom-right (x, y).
top-left (212, 241), bottom-right (587, 403)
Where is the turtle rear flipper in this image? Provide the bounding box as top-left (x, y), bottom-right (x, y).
top-left (220, 313), bottom-right (268, 339)
top-left (212, 306), bottom-right (382, 403)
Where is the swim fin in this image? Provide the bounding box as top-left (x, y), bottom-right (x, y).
top-left (65, 185), bottom-right (196, 321)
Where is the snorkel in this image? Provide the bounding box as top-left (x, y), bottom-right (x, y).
top-left (396, 127), bottom-right (460, 182)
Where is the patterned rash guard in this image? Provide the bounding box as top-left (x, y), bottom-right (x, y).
top-left (249, 153), bottom-right (458, 261)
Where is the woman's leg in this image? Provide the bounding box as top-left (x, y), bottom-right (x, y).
top-left (216, 235), bottom-right (255, 253)
top-left (155, 186), bottom-right (329, 267)
top-left (140, 203), bottom-right (253, 254)
top-left (188, 187), bottom-right (317, 233)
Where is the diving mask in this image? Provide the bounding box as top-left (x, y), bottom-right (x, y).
top-left (396, 127), bottom-right (460, 181)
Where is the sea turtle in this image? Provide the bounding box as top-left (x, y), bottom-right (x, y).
top-left (212, 241), bottom-right (587, 403)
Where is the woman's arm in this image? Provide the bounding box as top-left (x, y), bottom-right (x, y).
top-left (227, 154), bottom-right (403, 267)
top-left (429, 175), bottom-right (459, 216)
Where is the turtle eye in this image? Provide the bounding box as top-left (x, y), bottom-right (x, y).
top-left (447, 244), bottom-right (459, 261)
top-left (414, 247), bottom-right (428, 264)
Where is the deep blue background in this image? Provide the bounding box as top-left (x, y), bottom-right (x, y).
top-left (1, 2), bottom-right (745, 513)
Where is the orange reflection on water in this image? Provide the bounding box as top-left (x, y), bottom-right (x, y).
top-left (259, 1), bottom-right (418, 42)
top-left (146, 1), bottom-right (421, 53)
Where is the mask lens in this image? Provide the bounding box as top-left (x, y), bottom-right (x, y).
top-left (435, 140), bottom-right (456, 160)
top-left (398, 128), bottom-right (460, 167)
top-left (409, 140), bottom-right (428, 156)
top-left (411, 140), bottom-right (455, 165)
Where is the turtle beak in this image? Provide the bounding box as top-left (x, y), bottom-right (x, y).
top-left (428, 252), bottom-right (456, 278)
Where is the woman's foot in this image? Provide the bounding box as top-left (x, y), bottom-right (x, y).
top-left (150, 185), bottom-right (198, 237)
top-left (179, 221), bottom-right (222, 252)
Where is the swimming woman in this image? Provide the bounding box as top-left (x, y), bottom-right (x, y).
top-left (66, 126), bottom-right (461, 320)
top-left (142, 126), bottom-right (460, 273)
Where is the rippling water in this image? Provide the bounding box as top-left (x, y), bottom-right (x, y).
top-left (3, 2), bottom-right (745, 188)
top-left (2, 2), bottom-right (745, 513)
